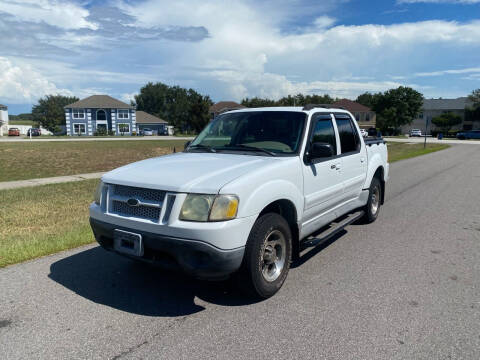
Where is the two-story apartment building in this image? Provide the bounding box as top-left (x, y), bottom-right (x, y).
top-left (401, 97), bottom-right (476, 134)
top-left (64, 95), bottom-right (136, 136)
top-left (0, 104), bottom-right (8, 136)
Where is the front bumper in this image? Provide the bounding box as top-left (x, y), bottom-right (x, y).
top-left (90, 218), bottom-right (245, 280)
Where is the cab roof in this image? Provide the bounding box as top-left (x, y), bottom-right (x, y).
top-left (225, 106), bottom-right (350, 115)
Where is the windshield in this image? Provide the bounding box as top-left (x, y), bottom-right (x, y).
top-left (189, 111), bottom-right (306, 155)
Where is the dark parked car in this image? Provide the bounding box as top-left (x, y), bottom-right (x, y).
top-left (8, 127), bottom-right (20, 136)
top-left (457, 130), bottom-right (480, 140)
top-left (27, 128), bottom-right (41, 136)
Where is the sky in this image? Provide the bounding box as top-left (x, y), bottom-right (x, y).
top-left (0, 0), bottom-right (479, 114)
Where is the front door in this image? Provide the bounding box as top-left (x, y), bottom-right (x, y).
top-left (301, 113), bottom-right (343, 236)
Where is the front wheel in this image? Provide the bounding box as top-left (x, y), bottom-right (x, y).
top-left (239, 213), bottom-right (292, 299)
top-left (362, 176), bottom-right (382, 223)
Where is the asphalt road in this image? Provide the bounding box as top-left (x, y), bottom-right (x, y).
top-left (1, 145), bottom-right (479, 360)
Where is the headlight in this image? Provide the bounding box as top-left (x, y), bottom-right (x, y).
top-left (94, 181), bottom-right (104, 205)
top-left (210, 195), bottom-right (239, 221)
top-left (179, 194), bottom-right (239, 222)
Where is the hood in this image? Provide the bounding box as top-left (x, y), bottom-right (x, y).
top-left (102, 152), bottom-right (281, 193)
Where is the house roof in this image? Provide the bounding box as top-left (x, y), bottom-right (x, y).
top-left (135, 111), bottom-right (168, 124)
top-left (209, 101), bottom-right (245, 114)
top-left (332, 99), bottom-right (372, 112)
top-left (423, 97), bottom-right (472, 110)
top-left (65, 95), bottom-right (134, 109)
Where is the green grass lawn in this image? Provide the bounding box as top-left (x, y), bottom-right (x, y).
top-left (387, 142), bottom-right (449, 162)
top-left (0, 180), bottom-right (98, 267)
top-left (8, 120), bottom-right (36, 126)
top-left (0, 140), bottom-right (187, 182)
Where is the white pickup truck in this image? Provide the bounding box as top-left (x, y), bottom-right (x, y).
top-left (90, 105), bottom-right (388, 298)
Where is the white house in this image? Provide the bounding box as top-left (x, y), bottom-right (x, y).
top-left (0, 104), bottom-right (8, 136)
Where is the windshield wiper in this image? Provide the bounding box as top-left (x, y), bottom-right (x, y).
top-left (219, 144), bottom-right (276, 156)
top-left (187, 144), bottom-right (216, 153)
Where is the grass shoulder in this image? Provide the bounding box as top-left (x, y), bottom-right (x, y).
top-left (0, 180), bottom-right (98, 268)
top-left (387, 142), bottom-right (450, 163)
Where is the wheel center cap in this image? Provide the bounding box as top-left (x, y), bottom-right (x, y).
top-left (263, 246), bottom-right (276, 264)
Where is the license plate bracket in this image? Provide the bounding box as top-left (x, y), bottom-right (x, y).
top-left (113, 229), bottom-right (143, 257)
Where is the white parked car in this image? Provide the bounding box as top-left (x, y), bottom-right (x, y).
top-left (90, 106), bottom-right (389, 298)
top-left (360, 128), bottom-right (368, 137)
top-left (142, 128), bottom-right (154, 136)
top-left (410, 129), bottom-right (422, 137)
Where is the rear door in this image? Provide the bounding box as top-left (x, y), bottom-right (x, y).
top-left (302, 113), bottom-right (343, 229)
top-left (334, 113), bottom-right (367, 201)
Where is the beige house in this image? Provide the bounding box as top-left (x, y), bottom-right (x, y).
top-left (210, 101), bottom-right (245, 119)
top-left (332, 99), bottom-right (376, 129)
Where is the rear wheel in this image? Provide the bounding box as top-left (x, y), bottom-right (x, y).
top-left (362, 176), bottom-right (382, 223)
top-left (239, 213), bottom-right (292, 299)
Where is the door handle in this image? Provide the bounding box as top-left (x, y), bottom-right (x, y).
top-left (330, 164), bottom-right (336, 169)
top-left (360, 157), bottom-right (365, 163)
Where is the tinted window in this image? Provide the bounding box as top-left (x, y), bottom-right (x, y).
top-left (335, 116), bottom-right (360, 154)
top-left (310, 115), bottom-right (337, 156)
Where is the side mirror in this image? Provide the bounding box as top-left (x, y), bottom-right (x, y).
top-left (309, 142), bottom-right (334, 160)
top-left (184, 141), bottom-right (191, 150)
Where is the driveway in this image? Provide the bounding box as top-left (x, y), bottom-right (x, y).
top-left (1, 144), bottom-right (479, 359)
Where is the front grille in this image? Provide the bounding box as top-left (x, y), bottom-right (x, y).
top-left (113, 184), bottom-right (166, 202)
top-left (111, 200), bottom-right (161, 222)
top-left (107, 184), bottom-right (167, 223)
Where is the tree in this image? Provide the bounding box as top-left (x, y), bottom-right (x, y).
top-left (431, 112), bottom-right (462, 134)
top-left (242, 93), bottom-right (335, 107)
top-left (468, 89), bottom-right (480, 109)
top-left (32, 95), bottom-right (79, 132)
top-left (370, 87), bottom-right (424, 133)
top-left (356, 92), bottom-right (379, 109)
top-left (134, 82), bottom-right (212, 132)
top-left (241, 97), bottom-right (276, 107)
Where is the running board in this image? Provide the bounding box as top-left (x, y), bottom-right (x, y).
top-left (299, 210), bottom-right (364, 256)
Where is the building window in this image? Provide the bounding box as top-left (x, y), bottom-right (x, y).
top-left (118, 109), bottom-right (129, 119)
top-left (73, 123), bottom-right (86, 135)
top-left (118, 123), bottom-right (130, 134)
top-left (97, 109), bottom-right (107, 121)
top-left (72, 109), bottom-right (85, 119)
top-left (366, 113), bottom-right (370, 121)
top-left (419, 112), bottom-right (424, 119)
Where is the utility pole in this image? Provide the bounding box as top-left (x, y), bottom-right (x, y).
top-left (424, 116), bottom-right (428, 149)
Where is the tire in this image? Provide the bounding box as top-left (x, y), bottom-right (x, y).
top-left (362, 176), bottom-right (382, 224)
top-left (238, 213), bottom-right (292, 299)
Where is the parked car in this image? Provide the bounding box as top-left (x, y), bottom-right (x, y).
top-left (141, 128), bottom-right (154, 136)
top-left (90, 106), bottom-right (389, 298)
top-left (360, 128), bottom-right (368, 137)
top-left (8, 127), bottom-right (20, 136)
top-left (457, 130), bottom-right (480, 140)
top-left (410, 129), bottom-right (422, 137)
top-left (27, 128), bottom-right (41, 136)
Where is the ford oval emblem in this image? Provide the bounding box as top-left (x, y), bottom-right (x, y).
top-left (127, 198), bottom-right (140, 207)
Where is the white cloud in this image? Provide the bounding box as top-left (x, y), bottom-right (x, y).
top-left (414, 67), bottom-right (480, 76)
top-left (0, 57), bottom-right (72, 103)
top-left (312, 16), bottom-right (336, 29)
top-left (0, 0), bottom-right (98, 30)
